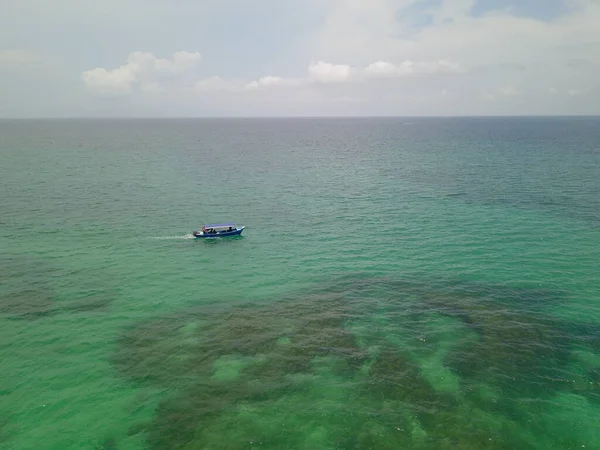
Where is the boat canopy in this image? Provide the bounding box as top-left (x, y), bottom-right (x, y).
top-left (204, 223), bottom-right (236, 229)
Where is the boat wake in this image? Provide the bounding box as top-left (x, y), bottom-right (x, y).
top-left (146, 234), bottom-right (196, 240)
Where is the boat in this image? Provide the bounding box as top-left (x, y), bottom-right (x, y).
top-left (192, 223), bottom-right (245, 238)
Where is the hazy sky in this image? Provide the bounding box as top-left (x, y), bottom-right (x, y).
top-left (1, 0), bottom-right (599, 117)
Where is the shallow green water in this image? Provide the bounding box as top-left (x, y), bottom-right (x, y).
top-left (1, 118), bottom-right (599, 449)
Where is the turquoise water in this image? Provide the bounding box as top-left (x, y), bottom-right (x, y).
top-left (1, 117), bottom-right (599, 449)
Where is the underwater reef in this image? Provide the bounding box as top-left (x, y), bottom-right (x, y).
top-left (0, 256), bottom-right (118, 320)
top-left (112, 276), bottom-right (600, 449)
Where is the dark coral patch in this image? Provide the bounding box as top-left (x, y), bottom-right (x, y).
top-left (113, 277), bottom-right (596, 449)
top-left (0, 256), bottom-right (119, 320)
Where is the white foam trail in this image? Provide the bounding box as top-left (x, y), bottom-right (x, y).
top-left (147, 234), bottom-right (195, 240)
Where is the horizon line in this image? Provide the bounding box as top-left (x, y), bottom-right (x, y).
top-left (1, 114), bottom-right (600, 120)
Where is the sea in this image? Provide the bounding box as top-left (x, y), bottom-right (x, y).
top-left (1, 117), bottom-right (599, 450)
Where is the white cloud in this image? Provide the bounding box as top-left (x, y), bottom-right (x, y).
top-left (87, 55), bottom-right (460, 97)
top-left (82, 51), bottom-right (201, 96)
top-left (365, 60), bottom-right (413, 77)
top-left (13, 0), bottom-right (599, 115)
top-left (169, 51), bottom-right (202, 73)
top-left (309, 1), bottom-right (550, 66)
top-left (82, 66), bottom-right (137, 95)
top-left (307, 61), bottom-right (353, 83)
top-left (430, 0), bottom-right (478, 25)
top-left (245, 76), bottom-right (304, 90)
top-left (303, 0), bottom-right (600, 90)
top-left (249, 76), bottom-right (286, 88)
top-left (364, 59), bottom-right (462, 78)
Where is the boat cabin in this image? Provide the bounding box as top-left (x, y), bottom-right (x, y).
top-left (200, 223), bottom-right (236, 234)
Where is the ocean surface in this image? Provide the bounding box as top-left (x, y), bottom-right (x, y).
top-left (1, 117), bottom-right (599, 450)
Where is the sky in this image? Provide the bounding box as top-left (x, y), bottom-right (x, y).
top-left (1, 0), bottom-right (599, 117)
